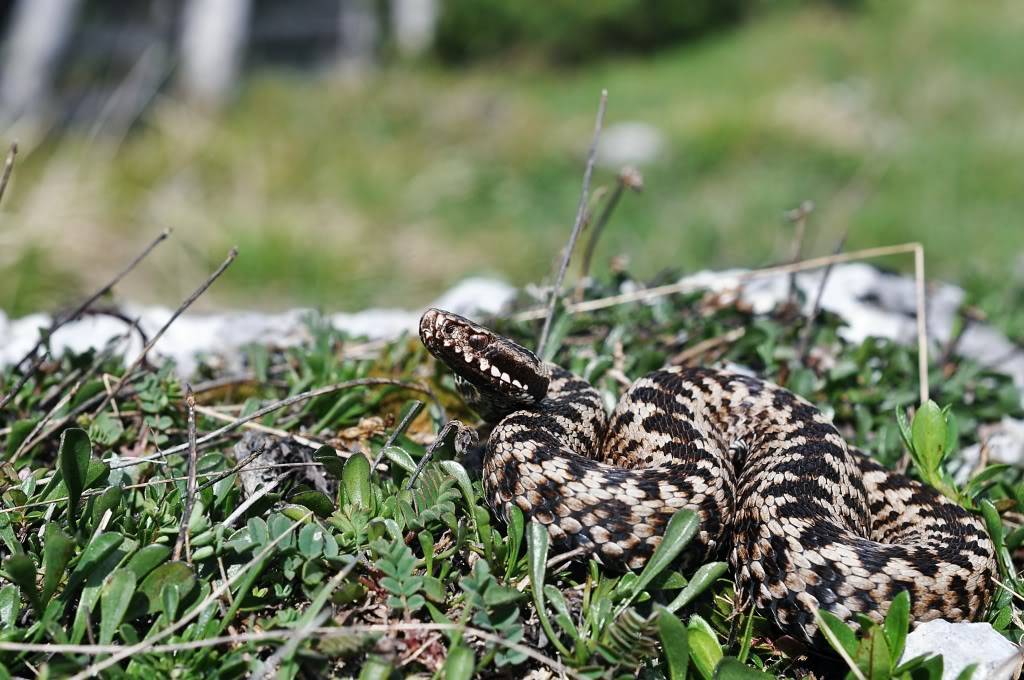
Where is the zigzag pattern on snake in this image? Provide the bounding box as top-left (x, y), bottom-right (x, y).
top-left (419, 308), bottom-right (996, 642)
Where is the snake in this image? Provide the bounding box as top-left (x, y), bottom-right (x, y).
top-left (418, 307), bottom-right (996, 642)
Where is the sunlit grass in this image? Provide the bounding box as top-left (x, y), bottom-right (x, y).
top-left (1, 0), bottom-right (1021, 317)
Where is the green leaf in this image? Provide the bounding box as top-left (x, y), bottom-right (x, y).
top-left (714, 657), bottom-right (775, 679)
top-left (980, 499), bottom-right (1014, 580)
top-left (125, 544), bottom-right (171, 582)
top-left (964, 464), bottom-right (1010, 501)
top-left (3, 555), bottom-right (39, 615)
top-left (41, 523), bottom-right (75, 606)
top-left (504, 504), bottom-right (525, 576)
top-left (291, 491), bottom-right (335, 518)
top-left (656, 606), bottom-right (689, 680)
top-left (954, 663), bottom-right (978, 680)
top-left (58, 428), bottom-right (92, 526)
top-left (297, 523), bottom-right (326, 558)
top-left (64, 532), bottom-right (124, 597)
top-left (526, 522), bottom-right (572, 658)
top-left (88, 413), bottom-right (124, 447)
top-left (0, 584), bottom-right (20, 626)
top-left (817, 609), bottom-right (858, 657)
top-left (666, 561), bottom-right (728, 613)
top-left (161, 583), bottom-right (180, 620)
top-left (628, 510), bottom-right (698, 599)
top-left (135, 561), bottom-right (195, 617)
top-left (687, 615), bottom-right (723, 680)
top-left (862, 625), bottom-right (891, 680)
top-left (99, 569), bottom-right (136, 644)
top-left (5, 419), bottom-right (39, 457)
top-left (883, 590), bottom-right (910, 665)
top-left (543, 585), bottom-right (580, 641)
top-left (315, 446), bottom-right (345, 479)
top-left (90, 486), bottom-right (123, 528)
top-left (444, 644), bottom-right (475, 680)
top-left (380, 445), bottom-right (417, 475)
top-left (247, 517), bottom-right (270, 547)
top-left (343, 454), bottom-right (372, 509)
top-left (910, 401), bottom-right (947, 476)
top-left (358, 657), bottom-right (393, 680)
top-left (438, 460), bottom-right (476, 512)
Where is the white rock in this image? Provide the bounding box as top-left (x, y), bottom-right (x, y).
top-left (957, 417), bottom-right (1024, 482)
top-left (900, 620), bottom-right (1022, 680)
top-left (597, 121), bottom-right (666, 168)
top-left (667, 263), bottom-right (1024, 393)
top-left (0, 276), bottom-right (516, 377)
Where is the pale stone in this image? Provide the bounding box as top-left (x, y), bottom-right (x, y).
top-left (900, 620), bottom-right (1022, 680)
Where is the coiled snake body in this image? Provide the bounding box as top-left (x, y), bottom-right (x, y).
top-left (419, 308), bottom-right (995, 641)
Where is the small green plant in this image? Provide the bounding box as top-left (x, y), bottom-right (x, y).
top-left (816, 590), bottom-right (981, 680)
top-left (0, 251), bottom-right (1019, 676)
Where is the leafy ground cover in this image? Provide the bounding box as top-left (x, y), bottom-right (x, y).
top-left (0, 246), bottom-right (1021, 677)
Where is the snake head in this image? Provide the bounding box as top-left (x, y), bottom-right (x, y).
top-left (420, 308), bottom-right (550, 418)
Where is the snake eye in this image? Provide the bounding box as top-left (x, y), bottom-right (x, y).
top-left (468, 334), bottom-right (489, 351)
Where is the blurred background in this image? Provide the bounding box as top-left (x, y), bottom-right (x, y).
top-left (0, 0), bottom-right (1021, 321)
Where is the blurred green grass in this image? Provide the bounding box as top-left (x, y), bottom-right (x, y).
top-left (2, 0), bottom-right (1022, 317)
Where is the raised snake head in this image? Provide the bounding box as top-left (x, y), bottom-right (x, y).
top-left (419, 308), bottom-right (550, 421)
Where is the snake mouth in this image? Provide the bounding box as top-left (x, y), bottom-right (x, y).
top-left (419, 308), bottom-right (549, 402)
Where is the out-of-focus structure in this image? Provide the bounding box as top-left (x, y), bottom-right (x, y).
top-left (0, 0), bottom-right (438, 127)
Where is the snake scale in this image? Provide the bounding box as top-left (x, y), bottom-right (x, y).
top-left (419, 308), bottom-right (996, 642)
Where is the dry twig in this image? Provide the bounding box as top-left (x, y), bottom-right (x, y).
top-left (0, 142), bottom-right (17, 206)
top-left (784, 200), bottom-right (813, 306)
top-left (796, 231), bottom-right (848, 363)
top-left (371, 400), bottom-right (425, 469)
top-left (92, 247), bottom-right (238, 416)
top-left (536, 89), bottom-right (608, 359)
top-left (172, 386), bottom-right (199, 562)
top-left (110, 377), bottom-right (439, 471)
top-left (576, 166), bottom-right (643, 298)
top-left (0, 229), bottom-right (172, 411)
top-left (516, 241), bottom-right (932, 404)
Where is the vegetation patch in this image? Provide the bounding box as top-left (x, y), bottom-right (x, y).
top-left (0, 241), bottom-right (1021, 677)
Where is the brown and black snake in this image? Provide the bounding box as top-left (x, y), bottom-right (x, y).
top-left (419, 307), bottom-right (996, 642)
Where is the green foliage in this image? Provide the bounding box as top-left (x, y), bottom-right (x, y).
top-left (816, 591), bottom-right (952, 680)
top-left (374, 538), bottom-right (426, 614)
top-left (0, 245), bottom-right (1019, 677)
top-left (434, 0), bottom-right (749, 63)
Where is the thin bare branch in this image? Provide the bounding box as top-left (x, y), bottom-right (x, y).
top-left (110, 377), bottom-right (438, 471)
top-left (537, 89), bottom-right (608, 359)
top-left (576, 166), bottom-right (643, 301)
top-left (173, 386), bottom-right (200, 562)
top-left (796, 231), bottom-right (848, 363)
top-left (193, 403), bottom-right (327, 452)
top-left (0, 623), bottom-right (585, 679)
top-left (670, 327), bottom-right (747, 367)
top-left (515, 242), bottom-right (925, 321)
top-left (404, 419), bottom-right (471, 490)
top-left (914, 244), bottom-right (929, 404)
top-left (92, 247), bottom-right (238, 417)
top-left (0, 142), bottom-right (18, 206)
top-left (371, 400), bottom-right (425, 469)
top-left (784, 200), bottom-right (813, 306)
top-left (196, 442), bottom-right (266, 493)
top-left (0, 229), bottom-right (171, 411)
